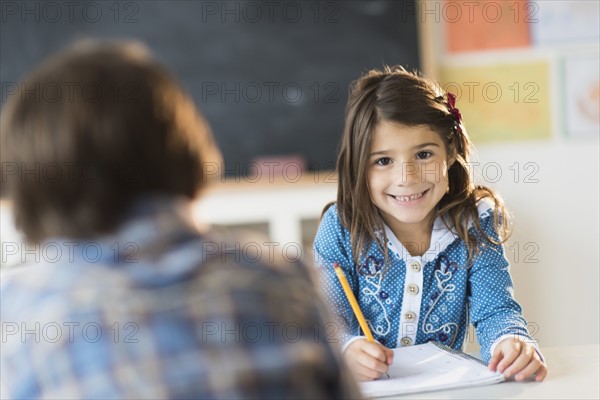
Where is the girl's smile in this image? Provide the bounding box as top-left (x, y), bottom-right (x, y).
top-left (388, 188), bottom-right (430, 205)
top-left (367, 121), bottom-right (452, 245)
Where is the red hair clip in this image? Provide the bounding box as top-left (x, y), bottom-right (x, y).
top-left (445, 92), bottom-right (463, 136)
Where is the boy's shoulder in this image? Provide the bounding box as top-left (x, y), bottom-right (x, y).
top-left (203, 226), bottom-right (302, 270)
top-left (197, 227), bottom-right (322, 301)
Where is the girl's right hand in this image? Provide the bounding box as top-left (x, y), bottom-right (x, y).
top-left (344, 339), bottom-right (394, 381)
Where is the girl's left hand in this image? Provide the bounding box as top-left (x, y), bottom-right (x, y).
top-left (488, 337), bottom-right (548, 382)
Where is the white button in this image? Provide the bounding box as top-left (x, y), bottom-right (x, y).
top-left (404, 311), bottom-right (416, 321)
top-left (407, 283), bottom-right (419, 295)
top-left (409, 261), bottom-right (421, 273)
top-left (400, 337), bottom-right (412, 346)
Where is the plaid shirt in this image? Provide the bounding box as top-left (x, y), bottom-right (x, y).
top-left (1, 197), bottom-right (361, 399)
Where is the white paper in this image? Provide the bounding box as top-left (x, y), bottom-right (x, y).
top-left (360, 342), bottom-right (505, 398)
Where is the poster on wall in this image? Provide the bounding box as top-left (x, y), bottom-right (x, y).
top-left (563, 54), bottom-right (600, 139)
top-left (440, 61), bottom-right (551, 143)
top-left (531, 1), bottom-right (600, 45)
top-left (445, 0), bottom-right (530, 53)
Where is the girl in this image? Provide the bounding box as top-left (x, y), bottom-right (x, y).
top-left (313, 66), bottom-right (548, 382)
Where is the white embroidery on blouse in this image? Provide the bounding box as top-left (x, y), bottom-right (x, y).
top-left (359, 257), bottom-right (391, 336)
top-left (421, 267), bottom-right (459, 345)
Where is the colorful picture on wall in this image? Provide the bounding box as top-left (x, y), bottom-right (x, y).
top-left (440, 61), bottom-right (551, 143)
top-left (445, 0), bottom-right (531, 53)
top-left (562, 54), bottom-right (600, 139)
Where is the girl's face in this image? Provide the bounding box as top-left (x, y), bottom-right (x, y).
top-left (367, 120), bottom-right (452, 235)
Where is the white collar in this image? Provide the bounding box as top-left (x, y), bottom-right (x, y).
top-left (383, 215), bottom-right (459, 265)
top-left (382, 199), bottom-right (495, 264)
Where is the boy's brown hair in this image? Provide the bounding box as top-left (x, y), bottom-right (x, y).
top-left (1, 40), bottom-right (222, 242)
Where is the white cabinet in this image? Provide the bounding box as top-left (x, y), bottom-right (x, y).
top-left (193, 175), bottom-right (337, 247)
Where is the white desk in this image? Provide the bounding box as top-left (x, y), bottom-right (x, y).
top-left (380, 344), bottom-right (599, 399)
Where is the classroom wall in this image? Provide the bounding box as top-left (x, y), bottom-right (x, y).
top-left (430, 0), bottom-right (600, 349)
top-left (475, 141), bottom-right (599, 348)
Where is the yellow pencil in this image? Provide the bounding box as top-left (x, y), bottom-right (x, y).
top-left (333, 262), bottom-right (390, 378)
top-left (333, 262), bottom-right (375, 342)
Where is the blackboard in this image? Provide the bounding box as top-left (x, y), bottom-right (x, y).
top-left (0, 0), bottom-right (420, 177)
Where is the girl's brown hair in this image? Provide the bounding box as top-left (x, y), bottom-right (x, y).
top-left (334, 66), bottom-right (510, 266)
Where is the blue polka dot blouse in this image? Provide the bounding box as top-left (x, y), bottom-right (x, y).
top-left (313, 200), bottom-right (534, 363)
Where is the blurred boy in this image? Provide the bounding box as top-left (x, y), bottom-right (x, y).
top-left (0, 41), bottom-right (360, 399)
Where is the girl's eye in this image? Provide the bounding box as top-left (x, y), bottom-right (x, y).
top-left (376, 157), bottom-right (392, 166)
top-left (416, 151), bottom-right (432, 160)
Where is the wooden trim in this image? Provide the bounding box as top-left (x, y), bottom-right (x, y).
top-left (202, 170), bottom-right (338, 194)
top-left (416, 0), bottom-right (441, 80)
